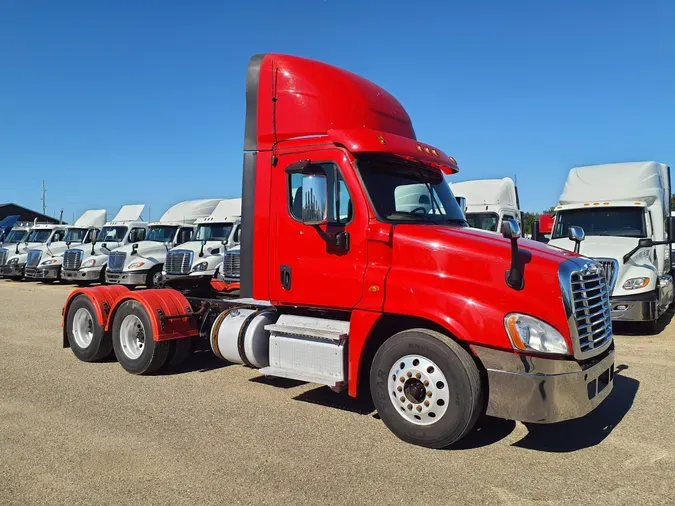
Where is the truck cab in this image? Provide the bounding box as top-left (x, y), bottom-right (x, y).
top-left (62, 53), bottom-right (615, 450)
top-left (105, 199), bottom-right (222, 288)
top-left (25, 210), bottom-right (106, 282)
top-left (449, 177), bottom-right (521, 234)
top-left (532, 213), bottom-right (554, 243)
top-left (0, 215), bottom-right (20, 243)
top-left (549, 161), bottom-right (674, 327)
top-left (164, 199), bottom-right (241, 280)
top-left (61, 205), bottom-right (148, 285)
top-left (0, 223), bottom-right (70, 279)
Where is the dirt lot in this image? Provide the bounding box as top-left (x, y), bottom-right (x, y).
top-left (0, 280), bottom-right (674, 505)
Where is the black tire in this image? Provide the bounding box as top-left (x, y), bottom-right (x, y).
top-left (166, 337), bottom-right (195, 368)
top-left (76, 281), bottom-right (92, 287)
top-left (112, 300), bottom-right (170, 374)
top-left (370, 328), bottom-right (483, 449)
top-left (66, 294), bottom-right (112, 362)
top-left (42, 279), bottom-right (55, 285)
top-left (99, 266), bottom-right (106, 285)
top-left (145, 265), bottom-right (163, 288)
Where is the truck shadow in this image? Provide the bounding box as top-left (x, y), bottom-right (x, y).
top-left (613, 308), bottom-right (674, 336)
top-left (160, 350), bottom-right (231, 375)
top-left (292, 386), bottom-right (376, 415)
top-left (510, 365), bottom-right (639, 452)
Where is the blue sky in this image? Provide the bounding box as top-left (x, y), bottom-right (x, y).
top-left (1, 0), bottom-right (673, 221)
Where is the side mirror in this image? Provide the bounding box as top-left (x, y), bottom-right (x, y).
top-left (568, 226), bottom-right (585, 254)
top-left (131, 243), bottom-right (138, 255)
top-left (638, 238), bottom-right (654, 248)
top-left (668, 216), bottom-right (675, 243)
top-left (624, 237), bottom-right (655, 264)
top-left (501, 218), bottom-right (521, 240)
top-left (301, 174), bottom-right (328, 226)
top-left (531, 221), bottom-right (540, 242)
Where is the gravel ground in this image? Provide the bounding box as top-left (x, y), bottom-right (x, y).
top-left (1, 280), bottom-right (674, 505)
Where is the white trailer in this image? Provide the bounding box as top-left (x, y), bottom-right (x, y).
top-left (61, 205), bottom-right (148, 285)
top-left (105, 199), bottom-right (222, 288)
top-left (163, 198), bottom-right (241, 280)
top-left (449, 177), bottom-right (521, 233)
top-left (549, 161), bottom-right (674, 327)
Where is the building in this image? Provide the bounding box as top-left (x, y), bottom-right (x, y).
top-left (0, 203), bottom-right (64, 224)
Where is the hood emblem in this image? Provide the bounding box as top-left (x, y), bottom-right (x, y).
top-left (581, 262), bottom-right (602, 277)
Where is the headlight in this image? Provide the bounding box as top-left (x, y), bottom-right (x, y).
top-left (41, 258), bottom-right (59, 265)
top-left (192, 261), bottom-right (209, 272)
top-left (8, 257), bottom-right (18, 265)
top-left (622, 277), bottom-right (649, 290)
top-left (504, 313), bottom-right (569, 355)
top-left (81, 258), bottom-right (97, 268)
top-left (127, 261), bottom-right (146, 269)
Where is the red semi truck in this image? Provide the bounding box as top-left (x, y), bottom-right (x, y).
top-left (61, 54), bottom-right (615, 448)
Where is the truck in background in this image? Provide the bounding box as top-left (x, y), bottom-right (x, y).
top-left (25, 210), bottom-right (106, 282)
top-left (532, 213), bottom-right (554, 243)
top-left (163, 199), bottom-right (241, 281)
top-left (0, 222), bottom-right (71, 280)
top-left (449, 177), bottom-right (522, 233)
top-left (0, 221), bottom-right (32, 270)
top-left (549, 161), bottom-right (674, 329)
top-left (61, 53), bottom-right (615, 449)
top-left (105, 199), bottom-right (222, 288)
top-left (61, 205), bottom-right (148, 286)
top-left (0, 215), bottom-right (20, 242)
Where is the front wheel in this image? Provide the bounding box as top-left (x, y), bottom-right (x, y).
top-left (370, 328), bottom-right (483, 449)
top-left (112, 300), bottom-right (170, 374)
top-left (146, 265), bottom-right (164, 288)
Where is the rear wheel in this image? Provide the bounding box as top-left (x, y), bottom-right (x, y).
top-left (66, 295), bottom-right (112, 361)
top-left (112, 300), bottom-right (170, 374)
top-left (370, 328), bottom-right (483, 449)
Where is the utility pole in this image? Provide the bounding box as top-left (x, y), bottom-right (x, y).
top-left (41, 181), bottom-right (46, 215)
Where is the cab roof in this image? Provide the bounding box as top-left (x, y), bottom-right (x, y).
top-left (195, 198), bottom-right (242, 224)
top-left (158, 199), bottom-right (222, 224)
top-left (449, 177), bottom-right (518, 209)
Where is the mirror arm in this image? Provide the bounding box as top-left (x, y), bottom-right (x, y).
top-left (505, 237), bottom-right (524, 290)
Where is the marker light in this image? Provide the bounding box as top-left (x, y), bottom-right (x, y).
top-left (504, 314), bottom-right (569, 355)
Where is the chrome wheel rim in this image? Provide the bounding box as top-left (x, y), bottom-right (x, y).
top-left (387, 355), bottom-right (450, 425)
top-left (152, 271), bottom-right (163, 287)
top-left (119, 314), bottom-right (145, 359)
top-left (72, 308), bottom-right (94, 348)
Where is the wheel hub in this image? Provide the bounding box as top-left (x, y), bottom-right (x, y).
top-left (119, 314), bottom-right (145, 359)
top-left (387, 355), bottom-right (450, 426)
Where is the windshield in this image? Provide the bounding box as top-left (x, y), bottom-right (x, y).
top-left (64, 228), bottom-right (88, 243)
top-left (3, 230), bottom-right (28, 243)
top-left (98, 226), bottom-right (127, 242)
top-left (466, 212), bottom-right (499, 232)
top-left (147, 225), bottom-right (178, 242)
top-left (356, 155), bottom-right (467, 225)
top-left (552, 207), bottom-right (647, 239)
top-left (27, 230), bottom-right (52, 243)
top-left (195, 223), bottom-right (233, 241)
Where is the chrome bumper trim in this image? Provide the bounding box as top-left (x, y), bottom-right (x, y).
top-left (62, 268), bottom-right (102, 281)
top-left (472, 345), bottom-right (615, 424)
top-left (105, 270), bottom-right (147, 285)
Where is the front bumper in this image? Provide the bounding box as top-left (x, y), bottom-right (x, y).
top-left (0, 263), bottom-right (25, 277)
top-left (472, 345), bottom-right (615, 424)
top-left (106, 270), bottom-right (148, 285)
top-left (62, 267), bottom-right (102, 281)
top-left (164, 270), bottom-right (215, 280)
top-left (25, 266), bottom-right (60, 280)
top-left (610, 291), bottom-right (658, 322)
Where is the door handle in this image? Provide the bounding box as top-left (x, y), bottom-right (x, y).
top-left (280, 265), bottom-right (292, 290)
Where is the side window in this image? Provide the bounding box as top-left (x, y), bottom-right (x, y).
top-left (177, 227), bottom-right (193, 244)
top-left (52, 230), bottom-right (64, 242)
top-left (129, 228), bottom-right (145, 243)
top-left (232, 225), bottom-right (241, 243)
top-left (287, 163), bottom-right (353, 224)
top-left (85, 229), bottom-right (98, 244)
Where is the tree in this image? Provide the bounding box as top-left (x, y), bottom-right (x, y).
top-left (671, 194), bottom-right (675, 210)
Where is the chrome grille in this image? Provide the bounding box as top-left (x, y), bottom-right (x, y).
top-left (165, 250), bottom-right (193, 275)
top-left (0, 248), bottom-right (7, 266)
top-left (593, 258), bottom-right (619, 292)
top-left (222, 250), bottom-right (240, 278)
top-left (571, 265), bottom-right (612, 356)
top-left (63, 249), bottom-right (84, 270)
top-left (107, 252), bottom-right (127, 272)
top-left (26, 250), bottom-right (42, 268)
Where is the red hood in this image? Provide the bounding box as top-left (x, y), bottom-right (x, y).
top-left (382, 225), bottom-right (575, 351)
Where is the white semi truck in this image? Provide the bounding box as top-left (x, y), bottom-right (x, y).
top-left (449, 177), bottom-right (521, 233)
top-left (163, 198), bottom-right (241, 280)
top-left (105, 199), bottom-right (222, 288)
top-left (25, 210), bottom-right (106, 282)
top-left (61, 205), bottom-right (148, 285)
top-left (0, 222), bottom-right (71, 280)
top-left (549, 161), bottom-right (674, 329)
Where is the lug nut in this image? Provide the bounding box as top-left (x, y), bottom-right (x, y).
top-left (406, 372), bottom-right (412, 378)
top-left (407, 404), bottom-right (413, 410)
top-left (427, 391), bottom-right (432, 398)
top-left (424, 400), bottom-right (430, 407)
top-left (400, 396), bottom-right (405, 402)
top-left (415, 373), bottom-right (421, 379)
top-left (397, 386), bottom-right (403, 392)
top-left (416, 405), bottom-right (422, 412)
top-left (400, 377), bottom-right (405, 383)
top-left (423, 380), bottom-right (429, 387)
